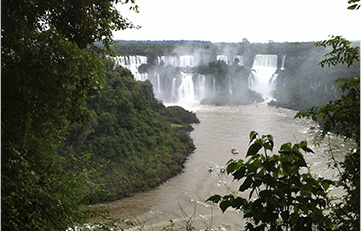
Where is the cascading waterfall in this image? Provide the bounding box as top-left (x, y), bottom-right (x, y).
top-left (281, 55), bottom-right (286, 70)
top-left (179, 55), bottom-right (195, 67)
top-left (157, 56), bottom-right (179, 67)
top-left (212, 78), bottom-right (216, 96)
top-left (249, 54), bottom-right (278, 99)
top-left (156, 55), bottom-right (196, 67)
top-left (228, 77), bottom-right (233, 95)
top-left (216, 55), bottom-right (228, 63)
top-left (171, 77), bottom-right (178, 101)
top-left (150, 72), bottom-right (161, 99)
top-left (116, 55), bottom-right (148, 81)
top-left (177, 72), bottom-right (197, 104)
top-left (115, 54), bottom-right (282, 105)
top-left (194, 74), bottom-right (206, 101)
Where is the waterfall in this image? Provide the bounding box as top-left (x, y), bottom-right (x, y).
top-left (228, 77), bottom-right (233, 95)
top-left (177, 72), bottom-right (197, 104)
top-left (115, 54), bottom-right (281, 105)
top-left (150, 72), bottom-right (161, 98)
top-left (216, 55), bottom-right (228, 63)
top-left (212, 78), bottom-right (216, 96)
top-left (281, 55), bottom-right (286, 70)
top-left (157, 56), bottom-right (179, 66)
top-left (157, 55), bottom-right (196, 67)
top-left (249, 54), bottom-right (278, 99)
top-left (194, 74), bottom-right (206, 101)
top-left (171, 77), bottom-right (178, 101)
top-left (179, 55), bottom-right (195, 67)
top-left (116, 55), bottom-right (148, 81)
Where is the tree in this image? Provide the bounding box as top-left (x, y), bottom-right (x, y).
top-left (1, 0), bottom-right (138, 230)
top-left (208, 132), bottom-right (334, 231)
top-left (296, 35), bottom-right (360, 230)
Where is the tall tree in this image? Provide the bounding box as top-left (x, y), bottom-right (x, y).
top-left (1, 0), bottom-right (138, 230)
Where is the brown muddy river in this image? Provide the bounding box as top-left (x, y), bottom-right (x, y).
top-left (96, 103), bottom-right (354, 230)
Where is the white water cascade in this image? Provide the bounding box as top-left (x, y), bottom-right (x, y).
top-left (194, 74), bottom-right (206, 101)
top-left (157, 56), bottom-right (179, 67)
top-left (157, 55), bottom-right (196, 67)
top-left (177, 72), bottom-right (197, 104)
top-left (249, 54), bottom-right (278, 99)
top-left (115, 54), bottom-right (282, 105)
top-left (151, 72), bottom-right (161, 99)
top-left (216, 55), bottom-right (228, 63)
top-left (115, 55), bottom-right (148, 81)
top-left (281, 55), bottom-right (286, 70)
top-left (179, 55), bottom-right (196, 67)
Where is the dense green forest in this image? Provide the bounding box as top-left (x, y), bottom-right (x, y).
top-left (60, 61), bottom-right (199, 201)
top-left (2, 0), bottom-right (359, 230)
top-left (1, 0), bottom-right (196, 229)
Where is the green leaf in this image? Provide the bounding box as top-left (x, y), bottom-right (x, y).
top-left (246, 143), bottom-right (262, 157)
top-left (280, 142), bottom-right (292, 152)
top-left (281, 211), bottom-right (289, 221)
top-left (264, 141), bottom-right (273, 151)
top-left (294, 156), bottom-right (307, 167)
top-left (321, 179), bottom-right (334, 191)
top-left (249, 131), bottom-right (258, 143)
top-left (206, 194), bottom-right (222, 203)
top-left (300, 140), bottom-right (314, 153)
top-left (259, 190), bottom-right (272, 199)
top-left (348, 4), bottom-right (358, 10)
top-left (232, 197), bottom-right (246, 209)
top-left (220, 200), bottom-right (232, 213)
top-left (226, 161), bottom-right (238, 174)
top-left (233, 166), bottom-right (246, 180)
top-left (266, 134), bottom-right (273, 142)
top-left (239, 176), bottom-right (253, 192)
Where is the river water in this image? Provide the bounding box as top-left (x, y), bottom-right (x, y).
top-left (98, 103), bottom-right (354, 230)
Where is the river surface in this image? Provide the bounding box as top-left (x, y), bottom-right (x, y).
top-left (98, 103), bottom-right (354, 230)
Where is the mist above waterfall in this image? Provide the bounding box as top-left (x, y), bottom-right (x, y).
top-left (115, 45), bottom-right (286, 105)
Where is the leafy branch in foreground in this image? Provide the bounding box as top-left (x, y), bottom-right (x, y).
top-left (295, 35), bottom-right (359, 230)
top-left (208, 131), bottom-right (334, 231)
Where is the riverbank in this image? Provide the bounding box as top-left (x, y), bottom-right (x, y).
top-left (94, 104), bottom-right (355, 230)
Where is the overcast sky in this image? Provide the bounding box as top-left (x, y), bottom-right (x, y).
top-left (114, 0), bottom-right (360, 43)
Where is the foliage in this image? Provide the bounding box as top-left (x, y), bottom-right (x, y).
top-left (295, 35), bottom-right (360, 230)
top-left (347, 0), bottom-right (360, 10)
top-left (208, 131), bottom-right (334, 231)
top-left (60, 64), bottom-right (199, 200)
top-left (161, 106), bottom-right (200, 125)
top-left (315, 36), bottom-right (360, 68)
top-left (1, 0), bottom-right (138, 230)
